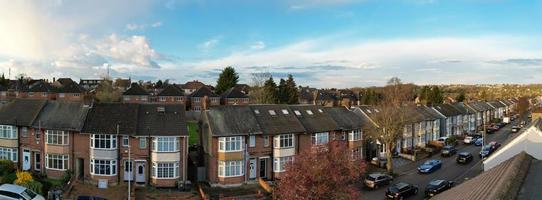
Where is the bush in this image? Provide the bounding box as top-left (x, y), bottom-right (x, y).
top-left (0, 160), bottom-right (16, 176)
top-left (1, 173), bottom-right (17, 184)
top-left (15, 171), bottom-right (33, 184)
top-left (19, 180), bottom-right (43, 195)
top-left (446, 136), bottom-right (458, 146)
top-left (62, 170), bottom-right (73, 184)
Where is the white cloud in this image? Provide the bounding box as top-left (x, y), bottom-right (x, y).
top-left (250, 41), bottom-right (266, 50)
top-left (198, 37), bottom-right (221, 51)
top-left (126, 23), bottom-right (146, 31)
top-left (151, 21), bottom-right (163, 28)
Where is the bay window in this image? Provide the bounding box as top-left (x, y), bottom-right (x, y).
top-left (311, 132), bottom-right (329, 145)
top-left (45, 154), bottom-right (68, 170)
top-left (152, 137), bottom-right (179, 152)
top-left (152, 162), bottom-right (179, 178)
top-left (348, 129), bottom-right (362, 141)
top-left (90, 134), bottom-right (117, 149)
top-left (0, 147), bottom-right (17, 162)
top-left (218, 136), bottom-right (243, 152)
top-left (274, 134), bottom-right (294, 149)
top-left (46, 130), bottom-right (69, 145)
top-left (218, 160), bottom-right (244, 177)
top-left (90, 159), bottom-right (117, 176)
top-left (0, 125), bottom-right (16, 139)
top-left (273, 156), bottom-right (294, 172)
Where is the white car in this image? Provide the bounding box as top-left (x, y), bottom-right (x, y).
top-left (0, 184), bottom-right (45, 200)
top-left (437, 137), bottom-right (449, 145)
top-left (463, 136), bottom-right (473, 144)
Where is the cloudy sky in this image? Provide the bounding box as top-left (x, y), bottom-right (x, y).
top-left (0, 0), bottom-right (541, 88)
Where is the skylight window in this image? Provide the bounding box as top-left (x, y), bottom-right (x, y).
top-left (318, 109), bottom-right (323, 113)
top-left (306, 110), bottom-right (314, 115)
top-left (282, 109), bottom-right (289, 115)
top-left (254, 109), bottom-right (260, 114)
top-left (366, 110), bottom-right (372, 114)
top-left (269, 110), bottom-right (277, 115)
top-left (374, 109), bottom-right (380, 113)
top-left (294, 110), bottom-right (301, 116)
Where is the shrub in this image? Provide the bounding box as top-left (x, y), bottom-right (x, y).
top-left (1, 173), bottom-right (17, 184)
top-left (446, 136), bottom-right (458, 146)
top-left (15, 171), bottom-right (33, 184)
top-left (0, 160), bottom-right (16, 176)
top-left (62, 170), bottom-right (73, 184)
top-left (19, 180), bottom-right (43, 195)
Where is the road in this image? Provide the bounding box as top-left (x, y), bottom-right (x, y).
top-left (361, 116), bottom-right (529, 200)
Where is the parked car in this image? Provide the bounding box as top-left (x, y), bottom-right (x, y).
top-left (371, 157), bottom-right (388, 168)
top-left (437, 137), bottom-right (448, 145)
top-left (489, 141), bottom-right (501, 150)
top-left (474, 138), bottom-right (484, 146)
top-left (441, 145), bottom-right (457, 157)
top-left (418, 160), bottom-right (442, 174)
top-left (77, 196), bottom-right (107, 200)
top-left (386, 182), bottom-right (418, 199)
top-left (0, 184), bottom-right (46, 200)
top-left (479, 144), bottom-right (494, 158)
top-left (463, 136), bottom-right (474, 144)
top-left (456, 152), bottom-right (473, 164)
top-left (511, 126), bottom-right (520, 133)
top-left (364, 173), bottom-right (393, 189)
top-left (486, 128), bottom-right (495, 134)
top-left (424, 179), bottom-right (454, 197)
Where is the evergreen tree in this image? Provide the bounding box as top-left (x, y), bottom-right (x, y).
top-left (456, 90), bottom-right (466, 102)
top-left (215, 66), bottom-right (239, 94)
top-left (263, 77), bottom-right (278, 104)
top-left (278, 78), bottom-right (288, 103)
top-left (0, 73), bottom-right (7, 86)
top-left (285, 74), bottom-right (299, 104)
top-left (155, 80), bottom-right (163, 88)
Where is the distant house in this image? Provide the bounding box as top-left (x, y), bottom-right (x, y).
top-left (57, 81), bottom-right (86, 102)
top-left (351, 105), bottom-right (384, 159)
top-left (79, 79), bottom-right (103, 91)
top-left (0, 84), bottom-right (7, 101)
top-left (324, 107), bottom-right (365, 160)
top-left (27, 81), bottom-right (57, 100)
top-left (415, 105), bottom-right (444, 144)
top-left (338, 90), bottom-right (360, 107)
top-left (314, 90), bottom-right (339, 107)
top-left (466, 101), bottom-right (494, 130)
top-left (113, 78), bottom-right (132, 92)
top-left (156, 84), bottom-right (185, 104)
top-left (451, 102), bottom-right (477, 134)
top-left (221, 87), bottom-right (249, 105)
top-left (487, 101), bottom-right (506, 120)
top-left (122, 83), bottom-right (150, 103)
top-left (181, 80), bottom-right (206, 95)
top-left (234, 84), bottom-right (250, 94)
top-left (432, 104), bottom-right (464, 137)
top-left (189, 86), bottom-right (220, 111)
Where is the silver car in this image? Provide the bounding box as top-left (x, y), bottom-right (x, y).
top-left (0, 184), bottom-right (45, 200)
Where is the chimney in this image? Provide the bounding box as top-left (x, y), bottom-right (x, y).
top-left (53, 77), bottom-right (56, 83)
top-left (202, 95), bottom-right (209, 110)
top-left (312, 90), bottom-right (318, 105)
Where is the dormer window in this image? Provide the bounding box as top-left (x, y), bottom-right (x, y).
top-left (366, 110), bottom-right (372, 114)
top-left (306, 110), bottom-right (314, 115)
top-left (318, 109), bottom-right (323, 113)
top-left (281, 109), bottom-right (289, 115)
top-left (294, 110), bottom-right (301, 116)
top-left (269, 110), bottom-right (277, 115)
top-left (375, 109), bottom-right (380, 113)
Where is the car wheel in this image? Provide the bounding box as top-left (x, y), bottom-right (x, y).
top-left (374, 184), bottom-right (378, 189)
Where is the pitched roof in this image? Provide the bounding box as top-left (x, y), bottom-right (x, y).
top-left (0, 99), bottom-right (47, 126)
top-left (32, 101), bottom-right (89, 131)
top-left (249, 105), bottom-right (306, 134)
top-left (82, 103), bottom-right (139, 135)
top-left (432, 104), bottom-right (463, 117)
top-left (467, 101), bottom-right (493, 112)
top-left (59, 81), bottom-right (86, 93)
top-left (137, 104), bottom-right (188, 136)
top-left (402, 106), bottom-right (426, 122)
top-left (203, 106), bottom-right (262, 136)
top-left (289, 105), bottom-right (339, 133)
top-left (28, 81), bottom-right (56, 93)
top-left (182, 80), bottom-right (205, 90)
top-left (451, 102), bottom-right (475, 115)
top-left (324, 107), bottom-right (365, 130)
top-left (488, 101), bottom-right (506, 108)
top-left (418, 105), bottom-right (446, 119)
top-left (190, 86), bottom-right (219, 98)
top-left (123, 83), bottom-right (149, 95)
top-left (157, 84), bottom-right (184, 96)
top-left (56, 78), bottom-right (74, 86)
top-left (221, 87), bottom-right (248, 99)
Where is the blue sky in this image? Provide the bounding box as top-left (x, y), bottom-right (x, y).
top-left (0, 0), bottom-right (541, 88)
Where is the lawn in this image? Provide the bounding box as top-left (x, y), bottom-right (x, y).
top-left (187, 122), bottom-right (199, 146)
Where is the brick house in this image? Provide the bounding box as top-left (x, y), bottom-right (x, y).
top-left (27, 81), bottom-right (57, 100)
top-left (0, 99), bottom-right (47, 168)
top-left (324, 107), bottom-right (365, 160)
top-left (181, 80), bottom-right (206, 95)
top-left (80, 103), bottom-right (188, 187)
top-left (221, 87), bottom-right (249, 105)
top-left (287, 105), bottom-right (340, 151)
top-left (122, 83), bottom-right (150, 103)
top-left (189, 86), bottom-right (220, 111)
top-left (56, 81), bottom-right (86, 102)
top-left (156, 84), bottom-right (185, 104)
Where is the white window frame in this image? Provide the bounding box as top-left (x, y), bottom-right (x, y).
top-left (249, 135), bottom-right (256, 147)
top-left (348, 129), bottom-right (362, 141)
top-left (45, 130), bottom-right (69, 145)
top-left (0, 147), bottom-right (17, 162)
top-left (311, 132), bottom-right (329, 145)
top-left (139, 137), bottom-right (147, 149)
top-left (21, 127), bottom-right (28, 137)
top-left (218, 136), bottom-right (244, 152)
top-left (0, 125), bottom-right (17, 139)
top-left (274, 134), bottom-right (294, 149)
top-left (263, 135), bottom-right (269, 147)
top-left (90, 159), bottom-right (117, 176)
top-left (45, 154), bottom-right (69, 171)
top-left (294, 110), bottom-right (301, 116)
top-left (122, 136), bottom-right (129, 147)
top-left (152, 137), bottom-right (179, 152)
top-left (218, 160), bottom-right (244, 177)
top-left (152, 162), bottom-right (179, 179)
top-left (90, 134), bottom-right (117, 149)
top-left (273, 156), bottom-right (294, 173)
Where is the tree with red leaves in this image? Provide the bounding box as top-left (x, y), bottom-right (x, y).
top-left (274, 141), bottom-right (366, 200)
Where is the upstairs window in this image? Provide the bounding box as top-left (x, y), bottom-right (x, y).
top-left (90, 134), bottom-right (117, 149)
top-left (348, 130), bottom-right (362, 141)
top-left (218, 136), bottom-right (244, 152)
top-left (274, 134), bottom-right (294, 148)
top-left (46, 130), bottom-right (69, 145)
top-left (0, 125), bottom-right (16, 139)
top-left (312, 132), bottom-right (329, 145)
top-left (294, 110), bottom-right (301, 116)
top-left (152, 137), bottom-right (179, 152)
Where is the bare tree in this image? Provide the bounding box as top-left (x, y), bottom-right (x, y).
top-left (249, 72), bottom-right (272, 104)
top-left (366, 77), bottom-right (411, 173)
top-left (516, 97), bottom-right (529, 116)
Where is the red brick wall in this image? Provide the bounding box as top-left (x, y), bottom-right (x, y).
top-left (73, 133), bottom-right (91, 180)
top-left (57, 93), bottom-right (83, 102)
top-left (119, 137), bottom-right (149, 183)
top-left (151, 178), bottom-right (177, 187)
top-left (122, 95), bottom-right (149, 103)
top-left (19, 128), bottom-right (44, 171)
top-left (156, 96), bottom-right (186, 104)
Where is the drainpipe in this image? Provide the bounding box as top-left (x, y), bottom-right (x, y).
top-left (116, 124), bottom-right (120, 184)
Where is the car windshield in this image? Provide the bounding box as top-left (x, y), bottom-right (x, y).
top-left (22, 189), bottom-right (38, 198)
top-left (459, 153), bottom-right (469, 157)
top-left (429, 180), bottom-right (443, 186)
top-left (388, 186), bottom-right (400, 193)
top-left (366, 175), bottom-right (377, 181)
top-left (424, 161), bottom-right (434, 165)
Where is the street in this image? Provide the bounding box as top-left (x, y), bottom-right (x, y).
top-left (361, 116), bottom-right (529, 200)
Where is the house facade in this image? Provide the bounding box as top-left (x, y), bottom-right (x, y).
top-left (221, 87), bottom-right (249, 106)
top-left (156, 85), bottom-right (186, 104)
top-left (324, 107), bottom-right (365, 161)
top-left (189, 86), bottom-right (220, 111)
top-left (122, 83), bottom-right (150, 103)
top-left (432, 104), bottom-right (463, 137)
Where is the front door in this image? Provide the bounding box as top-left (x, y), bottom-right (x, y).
top-left (34, 152), bottom-right (41, 171)
top-left (22, 150), bottom-right (30, 170)
top-left (76, 158), bottom-right (84, 180)
top-left (259, 158), bottom-right (267, 179)
top-left (249, 158), bottom-right (257, 179)
top-left (124, 160), bottom-right (133, 181)
top-left (135, 162), bottom-right (145, 183)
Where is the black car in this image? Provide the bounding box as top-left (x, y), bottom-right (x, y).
top-left (456, 152), bottom-right (473, 164)
top-left (386, 182), bottom-right (418, 199)
top-left (364, 173), bottom-right (393, 189)
top-left (441, 145), bottom-right (457, 157)
top-left (424, 179), bottom-right (454, 197)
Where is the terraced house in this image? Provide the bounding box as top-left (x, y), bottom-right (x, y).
top-left (323, 107), bottom-right (365, 160)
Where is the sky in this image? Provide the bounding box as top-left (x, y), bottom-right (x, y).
top-left (0, 0), bottom-right (541, 88)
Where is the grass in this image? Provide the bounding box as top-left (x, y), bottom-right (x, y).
top-left (187, 122), bottom-right (199, 146)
